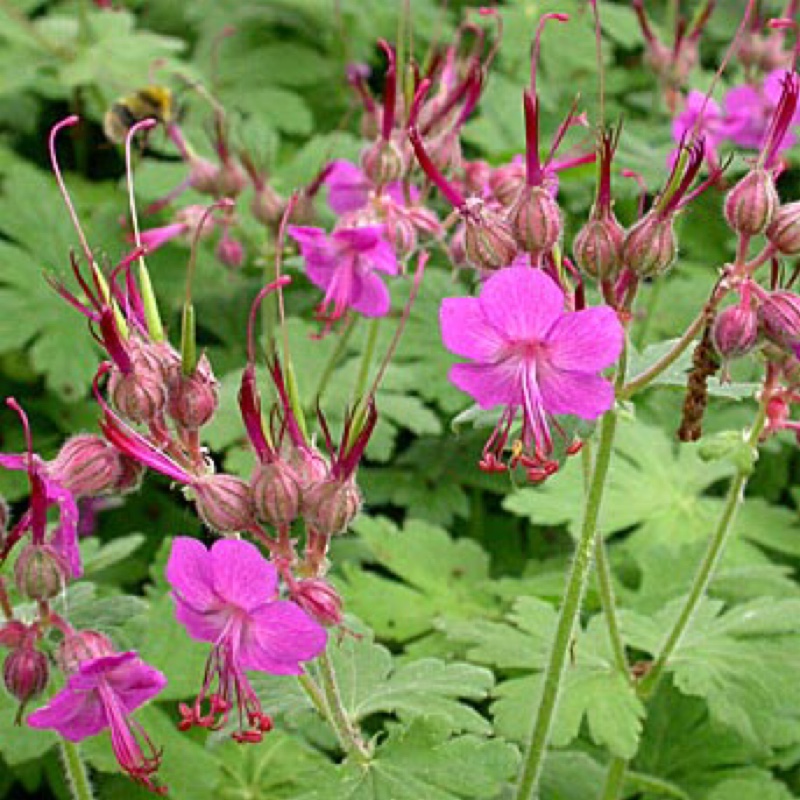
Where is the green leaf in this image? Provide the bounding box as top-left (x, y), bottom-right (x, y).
top-left (445, 598), bottom-right (644, 758)
top-left (337, 516), bottom-right (499, 642)
top-left (324, 718), bottom-right (518, 800)
top-left (80, 534), bottom-right (146, 576)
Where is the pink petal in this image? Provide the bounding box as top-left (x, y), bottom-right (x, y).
top-left (538, 369), bottom-right (615, 419)
top-left (288, 226), bottom-right (337, 277)
top-left (28, 680), bottom-right (107, 740)
top-left (479, 267), bottom-right (564, 342)
top-left (440, 297), bottom-right (504, 361)
top-left (325, 160), bottom-right (371, 214)
top-left (47, 481), bottom-right (82, 579)
top-left (173, 598), bottom-right (231, 643)
top-left (166, 537), bottom-right (216, 610)
top-left (449, 362), bottom-right (520, 409)
top-left (240, 601), bottom-right (327, 674)
top-left (333, 224), bottom-right (385, 253)
top-left (350, 271), bottom-right (391, 317)
top-left (210, 538), bottom-right (278, 611)
top-left (82, 653), bottom-right (166, 713)
top-left (544, 306), bottom-right (623, 373)
top-left (365, 238), bottom-right (399, 275)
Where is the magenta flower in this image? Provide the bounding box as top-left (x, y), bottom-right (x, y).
top-left (440, 267), bottom-right (623, 476)
top-left (672, 92), bottom-right (732, 163)
top-left (166, 537), bottom-right (327, 742)
top-left (28, 651), bottom-right (167, 794)
top-left (288, 224), bottom-right (398, 325)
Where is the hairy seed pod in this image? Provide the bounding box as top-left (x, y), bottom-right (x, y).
top-left (361, 139), bottom-right (406, 185)
top-left (4, 646), bottom-right (49, 704)
top-left (510, 186), bottom-right (563, 255)
top-left (57, 631), bottom-right (115, 674)
top-left (767, 201), bottom-right (800, 255)
top-left (251, 460), bottom-right (301, 529)
top-left (758, 290), bottom-right (800, 349)
top-left (14, 545), bottom-right (69, 602)
top-left (462, 200), bottom-right (518, 271)
top-left (724, 169), bottom-right (779, 236)
top-left (572, 215), bottom-right (625, 281)
top-left (167, 355), bottom-right (220, 431)
top-left (621, 212), bottom-right (677, 277)
top-left (48, 435), bottom-right (124, 497)
top-left (193, 474), bottom-right (255, 534)
top-left (293, 579), bottom-right (343, 627)
top-left (302, 478), bottom-right (362, 537)
top-left (712, 303), bottom-right (759, 360)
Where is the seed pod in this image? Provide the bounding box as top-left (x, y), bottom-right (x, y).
top-left (510, 186), bottom-right (563, 255)
top-left (572, 215), bottom-right (625, 281)
top-left (57, 631), bottom-right (115, 673)
top-left (109, 341), bottom-right (170, 426)
top-left (216, 234), bottom-right (245, 268)
top-left (488, 164), bottom-right (525, 208)
top-left (193, 474), bottom-right (255, 534)
top-left (621, 212), bottom-right (677, 277)
top-left (14, 545), bottom-right (69, 601)
top-left (724, 169), bottom-right (779, 236)
top-left (361, 139), bottom-right (406, 185)
top-left (462, 200), bottom-right (518, 271)
top-left (167, 355), bottom-right (220, 431)
top-left (188, 157), bottom-right (220, 195)
top-left (767, 201), bottom-right (800, 255)
top-left (251, 460), bottom-right (301, 529)
top-left (215, 161), bottom-right (248, 197)
top-left (251, 184), bottom-right (285, 228)
top-left (3, 646), bottom-right (49, 704)
top-left (48, 435), bottom-right (124, 497)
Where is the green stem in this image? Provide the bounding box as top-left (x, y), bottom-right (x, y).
top-left (599, 756), bottom-right (628, 800)
top-left (60, 740), bottom-right (94, 800)
top-left (625, 770), bottom-right (691, 800)
top-left (637, 392), bottom-right (770, 700)
top-left (353, 317), bottom-right (381, 403)
top-left (313, 316), bottom-right (358, 406)
top-left (317, 650), bottom-right (371, 764)
top-left (514, 408), bottom-right (620, 800)
top-left (298, 672), bottom-right (331, 719)
top-left (594, 534), bottom-right (629, 677)
top-left (633, 279), bottom-right (663, 350)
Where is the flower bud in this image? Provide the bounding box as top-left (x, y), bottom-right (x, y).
top-left (572, 216), bottom-right (625, 281)
top-left (712, 304), bottom-right (759, 360)
top-left (109, 342), bottom-right (170, 426)
top-left (251, 460), bottom-right (301, 529)
top-left (361, 139), bottom-right (405, 185)
top-left (462, 160), bottom-right (491, 196)
top-left (215, 161), bottom-right (248, 197)
top-left (488, 164), bottom-right (525, 208)
top-left (621, 212), bottom-right (677, 277)
top-left (724, 169), bottom-right (778, 236)
top-left (188, 156), bottom-right (220, 195)
top-left (293, 579), bottom-right (343, 627)
top-left (57, 630), bottom-right (114, 673)
top-left (251, 184), bottom-right (285, 228)
top-left (48, 435), bottom-right (124, 497)
top-left (0, 621), bottom-right (29, 650)
top-left (462, 200), bottom-right (518, 271)
top-left (3, 646), bottom-right (48, 704)
top-left (302, 478), bottom-right (362, 536)
top-left (287, 446), bottom-right (329, 492)
top-left (767, 201), bottom-right (800, 255)
top-left (216, 234), bottom-right (245, 268)
top-left (193, 474), bottom-right (255, 533)
top-left (14, 544), bottom-right (69, 601)
top-left (510, 186), bottom-right (563, 255)
top-left (758, 290), bottom-right (800, 349)
top-left (167, 355), bottom-right (219, 431)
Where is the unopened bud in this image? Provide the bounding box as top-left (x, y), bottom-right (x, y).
top-left (488, 164), bottom-right (525, 208)
top-left (293, 579), bottom-right (343, 626)
top-left (167, 355), bottom-right (220, 430)
top-left (251, 184), bottom-right (285, 227)
top-left (572, 215), bottom-right (625, 281)
top-left (724, 169), bottom-right (778, 236)
top-left (14, 545), bottom-right (68, 601)
top-left (193, 474), bottom-right (255, 533)
top-left (462, 160), bottom-right (491, 196)
top-left (362, 139), bottom-right (405, 185)
top-left (302, 478), bottom-right (362, 536)
top-left (109, 342), bottom-right (169, 425)
top-left (510, 186), bottom-right (563, 255)
top-left (288, 446), bottom-right (329, 492)
top-left (758, 290), bottom-right (800, 349)
top-left (712, 303), bottom-right (759, 360)
top-left (0, 622), bottom-right (28, 650)
top-left (3, 646), bottom-right (48, 704)
top-left (386, 215), bottom-right (418, 258)
top-left (48, 435), bottom-right (124, 497)
top-left (767, 201), bottom-right (800, 255)
top-left (462, 199), bottom-right (518, 271)
top-left (215, 161), bottom-right (248, 197)
top-left (621, 212), bottom-right (677, 277)
top-left (189, 157), bottom-right (220, 195)
top-left (57, 630), bottom-right (114, 673)
top-left (216, 234), bottom-right (245, 268)
top-left (251, 460), bottom-right (301, 529)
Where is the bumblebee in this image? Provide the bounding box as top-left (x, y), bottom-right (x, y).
top-left (103, 85), bottom-right (174, 143)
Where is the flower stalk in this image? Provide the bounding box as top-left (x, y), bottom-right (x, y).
top-left (60, 740), bottom-right (95, 800)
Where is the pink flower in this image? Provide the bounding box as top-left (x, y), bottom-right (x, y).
top-left (166, 537), bottom-right (327, 742)
top-left (288, 224), bottom-right (398, 325)
top-left (440, 267), bottom-right (623, 477)
top-left (672, 92), bottom-right (732, 156)
top-left (28, 651), bottom-right (167, 794)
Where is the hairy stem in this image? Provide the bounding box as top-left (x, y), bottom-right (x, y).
top-left (353, 317), bottom-right (382, 403)
top-left (313, 315), bottom-right (358, 406)
top-left (60, 740), bottom-right (94, 800)
top-left (637, 391), bottom-right (770, 700)
top-left (514, 407), bottom-right (620, 800)
top-left (599, 756), bottom-right (628, 800)
top-left (317, 650), bottom-right (371, 764)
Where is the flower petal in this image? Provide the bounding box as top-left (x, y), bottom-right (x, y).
top-left (83, 652), bottom-right (166, 713)
top-left (350, 271), bottom-right (391, 317)
top-left (449, 362), bottom-right (520, 409)
top-left (240, 601), bottom-right (327, 674)
top-left (288, 226), bottom-right (337, 278)
top-left (479, 267), bottom-right (564, 341)
top-left (544, 306), bottom-right (623, 373)
top-left (325, 160), bottom-right (371, 214)
top-left (28, 678), bottom-right (107, 740)
top-left (440, 297), bottom-right (504, 361)
top-left (166, 537), bottom-right (216, 610)
top-left (210, 538), bottom-right (278, 611)
top-left (539, 369), bottom-right (615, 419)
top-left (172, 598), bottom-right (230, 643)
